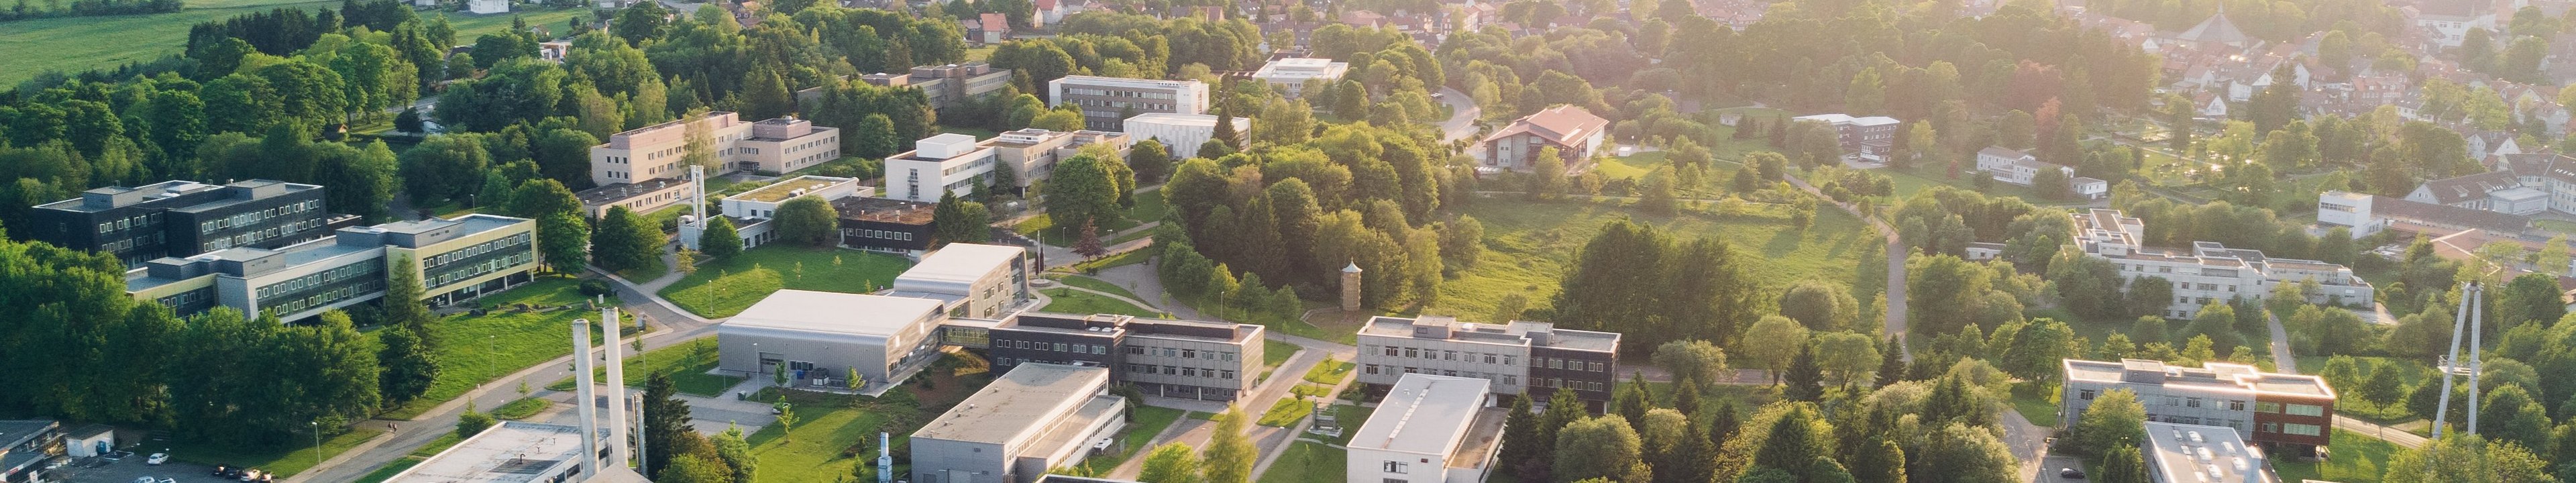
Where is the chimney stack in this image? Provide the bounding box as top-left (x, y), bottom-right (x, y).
top-left (570, 317), bottom-right (602, 474)
top-left (602, 306), bottom-right (633, 467)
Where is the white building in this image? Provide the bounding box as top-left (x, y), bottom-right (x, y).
top-left (2314, 191), bottom-right (2384, 236)
top-left (2072, 209), bottom-right (2374, 317)
top-left (588, 112), bottom-right (840, 187)
top-left (717, 290), bottom-right (949, 387)
top-left (890, 243), bottom-right (1032, 319)
top-left (1974, 146), bottom-right (2068, 186)
top-left (2416, 1), bottom-right (2496, 48)
top-left (1123, 113), bottom-right (1248, 158)
top-left (909, 364), bottom-right (1126, 483)
top-left (1250, 58), bottom-right (1350, 98)
top-left (1346, 374), bottom-right (1506, 483)
top-left (466, 0), bottom-right (507, 13)
top-left (678, 175), bottom-right (871, 250)
top-left (1047, 76), bottom-right (1209, 131)
top-left (884, 133), bottom-right (1000, 202)
top-left (2142, 422), bottom-right (2275, 483)
top-left (2064, 359), bottom-right (2337, 458)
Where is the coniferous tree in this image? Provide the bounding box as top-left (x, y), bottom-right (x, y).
top-left (376, 324), bottom-right (439, 405)
top-left (1615, 372), bottom-right (1653, 433)
top-left (643, 372), bottom-right (694, 478)
top-left (1782, 345), bottom-right (1825, 402)
top-left (382, 254), bottom-right (436, 341)
top-left (1670, 382), bottom-right (1701, 419)
top-left (1876, 335), bottom-right (1909, 386)
top-left (1499, 395), bottom-right (1544, 479)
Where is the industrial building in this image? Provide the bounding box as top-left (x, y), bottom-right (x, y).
top-left (587, 112), bottom-right (840, 187)
top-left (1250, 58), bottom-right (1349, 98)
top-left (1355, 315), bottom-right (1622, 411)
top-left (2072, 209), bottom-right (2374, 317)
top-left (2141, 421), bottom-right (2276, 483)
top-left (718, 290), bottom-right (951, 387)
top-left (1122, 113), bottom-right (1248, 158)
top-left (677, 175), bottom-right (871, 251)
top-left (884, 133), bottom-right (1000, 202)
top-left (910, 363), bottom-right (1126, 483)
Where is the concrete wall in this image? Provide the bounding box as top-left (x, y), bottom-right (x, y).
top-left (717, 326), bottom-right (896, 383)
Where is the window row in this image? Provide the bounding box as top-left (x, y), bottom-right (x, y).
top-left (999, 339), bottom-right (1109, 355)
top-left (1128, 345), bottom-right (1238, 362)
top-left (1362, 364), bottom-right (1518, 386)
top-left (1126, 364), bottom-right (1234, 380)
top-left (1368, 344), bottom-right (1515, 366)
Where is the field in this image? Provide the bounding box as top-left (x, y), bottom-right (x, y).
top-left (1256, 397), bottom-right (1314, 427)
top-left (1254, 441), bottom-right (1348, 483)
top-left (1, 2), bottom-right (590, 86)
top-left (350, 433), bottom-right (464, 483)
top-left (741, 355), bottom-right (993, 483)
top-left (1040, 288), bottom-right (1165, 317)
top-left (384, 277), bottom-right (618, 419)
top-left (1425, 198), bottom-right (1875, 322)
top-left (657, 246), bottom-right (912, 317)
top-left (1053, 274), bottom-right (1147, 301)
top-left (2270, 429), bottom-right (2398, 483)
top-left (548, 335), bottom-right (741, 396)
top-left (1015, 189), bottom-right (1170, 239)
top-left (2009, 381), bottom-right (2060, 427)
top-left (1068, 405), bottom-right (1187, 474)
top-left (490, 396), bottom-right (552, 420)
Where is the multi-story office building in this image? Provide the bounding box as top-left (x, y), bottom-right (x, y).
top-left (588, 112), bottom-right (840, 186)
top-left (2072, 209), bottom-right (2374, 317)
top-left (833, 197), bottom-right (938, 256)
top-left (2141, 421), bottom-right (2275, 483)
top-left (1791, 113), bottom-right (1900, 162)
top-left (884, 133), bottom-right (1000, 202)
top-left (982, 128), bottom-right (1134, 193)
top-left (1346, 374), bottom-right (1505, 483)
top-left (2061, 358), bottom-right (2336, 457)
top-left (910, 363), bottom-right (1126, 483)
top-left (861, 62), bottom-right (1016, 109)
top-left (1046, 76), bottom-right (1209, 131)
top-left (1122, 113), bottom-right (1247, 158)
top-left (25, 180), bottom-right (340, 266)
top-left (123, 213), bottom-right (539, 322)
top-left (890, 243), bottom-right (1032, 319)
top-left (1355, 315), bottom-right (1621, 411)
top-left (985, 312), bottom-right (1267, 401)
top-left (678, 175), bottom-right (871, 251)
top-left (1250, 58), bottom-right (1348, 98)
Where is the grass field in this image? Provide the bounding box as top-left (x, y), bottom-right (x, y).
top-left (1301, 357), bottom-right (1352, 385)
top-left (2010, 381), bottom-right (2060, 427)
top-left (350, 433), bottom-right (466, 483)
top-left (548, 336), bottom-right (741, 396)
top-left (490, 396), bottom-right (552, 420)
top-left (2270, 429), bottom-right (2398, 483)
top-left (657, 246), bottom-right (912, 317)
top-left (1070, 405), bottom-right (1187, 474)
top-left (1265, 339), bottom-right (1297, 368)
top-left (2, 3), bottom-right (588, 86)
top-left (384, 278), bottom-right (619, 419)
top-left (1015, 191), bottom-right (1167, 239)
top-left (741, 355), bottom-right (994, 483)
top-left (1256, 397), bottom-right (1315, 427)
top-left (1053, 274), bottom-right (1146, 301)
top-left (170, 427), bottom-right (384, 478)
top-left (1255, 441), bottom-right (1347, 483)
top-left (1041, 288), bottom-right (1165, 317)
top-left (1425, 198), bottom-right (1874, 322)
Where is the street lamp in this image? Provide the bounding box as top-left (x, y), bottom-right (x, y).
top-left (309, 421), bottom-right (321, 468)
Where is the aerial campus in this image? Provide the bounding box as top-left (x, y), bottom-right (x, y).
top-left (0, 0), bottom-right (2571, 482)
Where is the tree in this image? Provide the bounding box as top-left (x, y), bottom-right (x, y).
top-left (773, 196), bottom-right (841, 247)
top-left (744, 68), bottom-right (796, 120)
top-left (382, 254), bottom-right (435, 337)
top-left (1811, 332), bottom-right (1880, 386)
top-left (2358, 366), bottom-right (2404, 409)
top-left (660, 455), bottom-right (735, 483)
top-left (1877, 336), bottom-right (1910, 386)
top-left (1499, 396), bottom-right (1546, 479)
top-left (1129, 139), bottom-right (1173, 182)
top-left (1911, 423), bottom-right (2020, 483)
top-left (2125, 278), bottom-right (2176, 320)
top-left (1073, 221), bottom-right (1108, 258)
top-left (1202, 406), bottom-right (1256, 483)
top-left (456, 403), bottom-right (496, 439)
top-left (1138, 443), bottom-right (1202, 483)
top-left (591, 206), bottom-right (665, 272)
top-left (1554, 415), bottom-right (1646, 483)
top-left (1530, 146), bottom-right (1567, 199)
top-left (772, 398), bottom-right (798, 441)
top-left (2099, 445), bottom-right (2149, 483)
top-left (710, 426), bottom-right (757, 483)
top-left (375, 324), bottom-right (438, 405)
top-left (1046, 155), bottom-right (1124, 237)
top-left (642, 372), bottom-right (694, 478)
top-left (2477, 384), bottom-right (2553, 453)
top-left (1778, 280), bottom-right (1860, 331)
top-left (1652, 339), bottom-right (1729, 388)
top-left (1615, 372), bottom-right (1654, 431)
top-left (2072, 389), bottom-right (2146, 456)
top-left (1782, 345), bottom-right (1825, 401)
top-left (700, 217), bottom-right (741, 259)
top-left (2495, 273), bottom-right (2565, 327)
top-left (2381, 434), bottom-right (2556, 483)
top-left (1743, 315), bottom-right (1811, 383)
top-left (932, 192), bottom-right (993, 246)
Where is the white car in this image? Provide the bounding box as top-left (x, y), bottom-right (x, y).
top-left (146, 453), bottom-right (168, 465)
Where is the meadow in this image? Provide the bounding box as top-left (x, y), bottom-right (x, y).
top-left (2, 1), bottom-right (590, 86)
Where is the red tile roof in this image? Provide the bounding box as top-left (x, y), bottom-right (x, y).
top-left (1483, 105), bottom-right (1609, 146)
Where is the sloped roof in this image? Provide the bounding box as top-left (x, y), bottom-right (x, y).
top-left (2176, 10), bottom-right (2250, 46)
top-left (1483, 105), bottom-right (1608, 146)
top-left (2414, 170), bottom-right (2522, 205)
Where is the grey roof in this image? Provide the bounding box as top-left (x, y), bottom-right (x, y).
top-left (576, 178), bottom-right (694, 205)
top-left (912, 364), bottom-right (1112, 445)
top-left (2176, 11), bottom-right (2249, 46)
top-left (0, 420), bottom-right (56, 448)
top-left (899, 244), bottom-right (1025, 286)
top-left (2414, 171), bottom-right (2522, 205)
top-left (729, 290), bottom-right (945, 337)
top-left (1349, 374), bottom-right (1489, 455)
top-left (2365, 195), bottom-right (2531, 233)
top-left (2142, 422), bottom-right (2270, 483)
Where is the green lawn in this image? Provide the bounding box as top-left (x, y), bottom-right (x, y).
top-left (741, 354), bottom-right (996, 483)
top-left (1324, 405), bottom-right (1374, 444)
top-left (1071, 405), bottom-right (1187, 474)
top-left (616, 255), bottom-right (669, 283)
top-left (657, 247), bottom-right (913, 317)
top-left (1265, 339), bottom-right (1298, 368)
top-left (1426, 198), bottom-right (1874, 323)
top-left (383, 278), bottom-right (620, 419)
top-left (1041, 288), bottom-right (1165, 317)
top-left (1059, 248), bottom-right (1151, 273)
top-left (1256, 397), bottom-right (1316, 427)
top-left (490, 396), bottom-right (552, 420)
top-left (1016, 190), bottom-right (1169, 238)
top-left (547, 335), bottom-right (741, 396)
top-left (2540, 219), bottom-right (2576, 234)
top-left (2009, 381), bottom-right (2061, 427)
top-left (351, 433), bottom-right (466, 483)
top-left (2270, 429), bottom-right (2397, 483)
top-left (1254, 441), bottom-right (1346, 483)
top-left (2, 4), bottom-right (586, 86)
top-left (1053, 275), bottom-right (1147, 301)
top-left (1301, 357), bottom-right (1352, 385)
top-left (168, 427), bottom-right (384, 478)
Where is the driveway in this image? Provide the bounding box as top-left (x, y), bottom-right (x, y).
top-left (1436, 87), bottom-right (1480, 144)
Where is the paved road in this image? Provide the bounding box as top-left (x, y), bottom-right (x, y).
top-left (1435, 87), bottom-right (1480, 144)
top-left (2332, 415), bottom-right (2428, 449)
top-left (2266, 309), bottom-right (2298, 373)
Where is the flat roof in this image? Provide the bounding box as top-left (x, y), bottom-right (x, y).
top-left (899, 244), bottom-right (1024, 285)
top-left (1124, 113), bottom-right (1232, 127)
top-left (2142, 422), bottom-right (2271, 483)
top-left (913, 364), bottom-right (1112, 445)
top-left (388, 421), bottom-right (590, 483)
top-left (834, 197), bottom-right (937, 225)
top-left (0, 420), bottom-right (56, 448)
top-left (577, 178), bottom-right (693, 205)
top-left (168, 180), bottom-right (321, 214)
top-left (1053, 75), bottom-right (1203, 90)
top-left (1350, 374), bottom-right (1489, 456)
top-left (733, 176), bottom-right (852, 203)
top-left (728, 290), bottom-right (945, 336)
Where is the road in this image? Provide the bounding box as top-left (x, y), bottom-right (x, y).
top-left (2265, 309), bottom-right (2298, 374)
top-left (1780, 172), bottom-right (1911, 356)
top-left (1435, 86), bottom-right (1481, 144)
top-left (292, 246), bottom-right (720, 482)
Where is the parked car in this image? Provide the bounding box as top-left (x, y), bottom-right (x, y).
top-left (102, 451), bottom-right (131, 461)
top-left (239, 468), bottom-right (267, 481)
top-left (2059, 468), bottom-right (2086, 479)
top-left (146, 452), bottom-right (168, 465)
top-left (212, 465), bottom-right (239, 478)
top-left (160, 478), bottom-right (178, 483)
top-left (132, 477), bottom-right (155, 483)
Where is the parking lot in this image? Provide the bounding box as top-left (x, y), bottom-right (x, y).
top-left (40, 455), bottom-right (245, 483)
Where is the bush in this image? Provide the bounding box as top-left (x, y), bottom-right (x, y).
top-left (578, 278), bottom-right (614, 297)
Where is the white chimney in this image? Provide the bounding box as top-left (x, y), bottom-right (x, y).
top-left (602, 306), bottom-right (633, 468)
top-left (570, 317), bottom-right (602, 474)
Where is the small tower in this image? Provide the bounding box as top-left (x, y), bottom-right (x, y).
top-left (1340, 262), bottom-right (1363, 311)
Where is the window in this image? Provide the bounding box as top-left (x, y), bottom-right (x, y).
top-left (2255, 402), bottom-right (2282, 413)
top-left (1183, 368), bottom-right (1197, 377)
top-left (2261, 422), bottom-right (2280, 433)
top-left (2186, 397), bottom-right (2202, 408)
top-left (2285, 404), bottom-right (2325, 417)
top-left (1183, 349), bottom-right (1197, 359)
top-left (1404, 347), bottom-right (1419, 358)
top-left (1383, 346), bottom-right (1399, 356)
top-left (2228, 400), bottom-right (2245, 411)
top-left (1442, 350), bottom-right (1456, 360)
top-left (1364, 364), bottom-right (1380, 374)
top-left (1222, 370), bottom-right (1234, 379)
top-left (1502, 376), bottom-right (1517, 385)
top-left (1054, 343), bottom-right (1069, 352)
top-left (1483, 354), bottom-right (1497, 364)
top-left (2283, 423), bottom-right (2323, 436)
top-left (2078, 389), bottom-right (2096, 400)
top-left (1382, 462), bottom-right (1408, 474)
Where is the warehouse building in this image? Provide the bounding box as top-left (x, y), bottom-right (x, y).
top-left (718, 290), bottom-right (950, 387)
